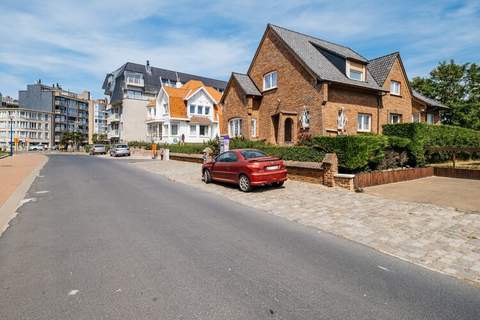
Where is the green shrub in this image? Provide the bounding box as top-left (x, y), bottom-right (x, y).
top-left (311, 135), bottom-right (391, 172)
top-left (383, 123), bottom-right (480, 165)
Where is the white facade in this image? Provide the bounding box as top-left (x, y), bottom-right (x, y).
top-left (0, 108), bottom-right (52, 149)
top-left (146, 87), bottom-right (220, 144)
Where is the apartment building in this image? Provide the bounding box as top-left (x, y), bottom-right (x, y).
top-left (221, 24), bottom-right (446, 144)
top-left (88, 98), bottom-right (108, 143)
top-left (19, 81), bottom-right (90, 146)
top-left (102, 61), bottom-right (227, 143)
top-left (0, 95), bottom-right (52, 149)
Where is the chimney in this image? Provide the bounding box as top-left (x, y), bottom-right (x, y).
top-left (146, 60), bottom-right (151, 74)
top-left (37, 79), bottom-right (42, 84)
top-left (175, 71), bottom-right (182, 88)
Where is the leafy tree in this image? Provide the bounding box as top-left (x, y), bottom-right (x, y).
top-left (92, 133), bottom-right (107, 144)
top-left (411, 60), bottom-right (480, 130)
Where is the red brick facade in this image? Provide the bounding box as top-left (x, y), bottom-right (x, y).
top-left (221, 26), bottom-right (441, 145)
top-left (378, 58), bottom-right (413, 131)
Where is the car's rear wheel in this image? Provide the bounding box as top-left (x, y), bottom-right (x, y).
top-left (273, 181), bottom-right (284, 188)
top-left (239, 174), bottom-right (252, 192)
top-left (203, 169), bottom-right (212, 184)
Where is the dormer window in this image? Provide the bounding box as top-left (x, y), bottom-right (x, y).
top-left (263, 71), bottom-right (277, 91)
top-left (347, 60), bottom-right (365, 81)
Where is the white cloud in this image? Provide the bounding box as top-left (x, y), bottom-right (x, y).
top-left (0, 0), bottom-right (478, 98)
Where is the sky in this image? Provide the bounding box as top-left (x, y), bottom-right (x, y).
top-left (0, 0), bottom-right (479, 99)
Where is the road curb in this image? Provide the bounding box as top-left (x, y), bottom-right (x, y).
top-left (0, 155), bottom-right (48, 236)
top-left (0, 154), bottom-right (9, 160)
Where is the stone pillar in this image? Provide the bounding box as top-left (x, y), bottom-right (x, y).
top-left (322, 153), bottom-right (338, 187)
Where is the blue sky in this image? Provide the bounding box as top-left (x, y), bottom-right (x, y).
top-left (0, 0), bottom-right (479, 99)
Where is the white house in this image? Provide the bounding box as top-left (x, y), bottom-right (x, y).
top-left (146, 80), bottom-right (223, 144)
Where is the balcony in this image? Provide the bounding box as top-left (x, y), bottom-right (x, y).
top-left (108, 114), bottom-right (120, 123)
top-left (125, 77), bottom-right (144, 87)
top-left (108, 129), bottom-right (120, 139)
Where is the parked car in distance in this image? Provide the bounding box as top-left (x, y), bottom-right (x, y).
top-left (28, 144), bottom-right (44, 151)
top-left (202, 149), bottom-right (287, 192)
top-left (90, 144), bottom-right (107, 155)
top-left (110, 144), bottom-right (130, 157)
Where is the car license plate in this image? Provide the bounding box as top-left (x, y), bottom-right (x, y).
top-left (266, 165), bottom-right (280, 170)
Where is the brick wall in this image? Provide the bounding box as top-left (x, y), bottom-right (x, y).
top-left (323, 85), bottom-right (380, 135)
top-left (379, 58), bottom-right (413, 131)
top-left (248, 29), bottom-right (325, 144)
top-left (221, 80), bottom-right (250, 137)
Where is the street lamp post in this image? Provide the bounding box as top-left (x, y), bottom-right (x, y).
top-left (9, 115), bottom-right (14, 156)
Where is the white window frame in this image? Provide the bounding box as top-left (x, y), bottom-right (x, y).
top-left (389, 113), bottom-right (402, 124)
top-left (357, 113), bottom-right (371, 132)
top-left (189, 124), bottom-right (197, 136)
top-left (347, 60), bottom-right (365, 81)
top-left (189, 104), bottom-right (196, 114)
top-left (390, 80), bottom-right (401, 96)
top-left (228, 118), bottom-right (242, 137)
top-left (251, 118), bottom-right (257, 137)
top-left (263, 71), bottom-right (277, 91)
top-left (170, 124), bottom-right (178, 136)
top-left (412, 113), bottom-right (421, 123)
top-left (427, 113), bottom-right (435, 124)
top-left (199, 125), bottom-right (209, 137)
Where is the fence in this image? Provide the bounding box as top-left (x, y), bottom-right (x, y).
top-left (433, 167), bottom-right (480, 180)
top-left (354, 167), bottom-right (434, 188)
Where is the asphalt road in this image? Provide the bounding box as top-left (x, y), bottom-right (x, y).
top-left (0, 155), bottom-right (479, 319)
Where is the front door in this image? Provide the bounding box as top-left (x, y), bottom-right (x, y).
top-left (284, 118), bottom-right (293, 144)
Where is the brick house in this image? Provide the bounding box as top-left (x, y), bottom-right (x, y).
top-left (368, 52), bottom-right (447, 126)
top-left (221, 24), bottom-right (446, 144)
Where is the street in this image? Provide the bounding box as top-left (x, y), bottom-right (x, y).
top-left (0, 155), bottom-right (479, 319)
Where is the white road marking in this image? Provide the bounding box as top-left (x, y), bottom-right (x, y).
top-left (377, 265), bottom-right (391, 272)
top-left (19, 198), bottom-right (36, 206)
top-left (68, 290), bottom-right (79, 296)
top-left (35, 190), bottom-right (49, 194)
top-left (115, 289), bottom-right (122, 293)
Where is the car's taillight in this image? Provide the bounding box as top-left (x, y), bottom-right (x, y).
top-left (247, 162), bottom-right (262, 169)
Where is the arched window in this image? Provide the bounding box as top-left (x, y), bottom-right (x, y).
top-left (228, 118), bottom-right (242, 137)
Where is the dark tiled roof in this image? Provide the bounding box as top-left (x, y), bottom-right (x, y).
top-left (412, 90), bottom-right (448, 109)
top-left (232, 73), bottom-right (262, 96)
top-left (104, 62), bottom-right (227, 104)
top-left (269, 24), bottom-right (383, 91)
top-left (367, 52), bottom-right (399, 86)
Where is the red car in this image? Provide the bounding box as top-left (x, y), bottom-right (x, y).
top-left (202, 149), bottom-right (287, 192)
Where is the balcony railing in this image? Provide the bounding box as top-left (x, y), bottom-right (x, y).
top-left (125, 77), bottom-right (144, 87)
top-left (109, 114), bottom-right (120, 122)
top-left (108, 130), bottom-right (120, 138)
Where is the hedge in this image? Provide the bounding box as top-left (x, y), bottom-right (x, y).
top-left (383, 123), bottom-right (480, 166)
top-left (309, 135), bottom-right (389, 171)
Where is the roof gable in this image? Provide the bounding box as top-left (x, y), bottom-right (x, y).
top-left (251, 24), bottom-right (383, 92)
top-left (367, 52), bottom-right (399, 86)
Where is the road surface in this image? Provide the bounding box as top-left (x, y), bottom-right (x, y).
top-left (0, 155), bottom-right (479, 319)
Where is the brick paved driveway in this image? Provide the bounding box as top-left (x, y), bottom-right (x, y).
top-left (132, 159), bottom-right (480, 286)
top-left (364, 176), bottom-right (480, 212)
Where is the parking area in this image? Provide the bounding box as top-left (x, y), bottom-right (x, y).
top-left (130, 159), bottom-right (480, 285)
top-left (365, 176), bottom-right (480, 212)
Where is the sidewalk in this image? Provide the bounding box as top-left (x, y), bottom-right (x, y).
top-left (0, 154), bottom-right (47, 234)
top-left (132, 159), bottom-right (480, 286)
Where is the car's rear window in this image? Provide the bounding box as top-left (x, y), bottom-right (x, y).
top-left (241, 150), bottom-right (267, 159)
top-left (94, 144), bottom-right (104, 147)
top-left (117, 145), bottom-right (128, 148)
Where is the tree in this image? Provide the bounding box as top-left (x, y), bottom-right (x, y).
top-left (60, 131), bottom-right (85, 151)
top-left (411, 60), bottom-right (480, 130)
top-left (92, 133), bottom-right (107, 144)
